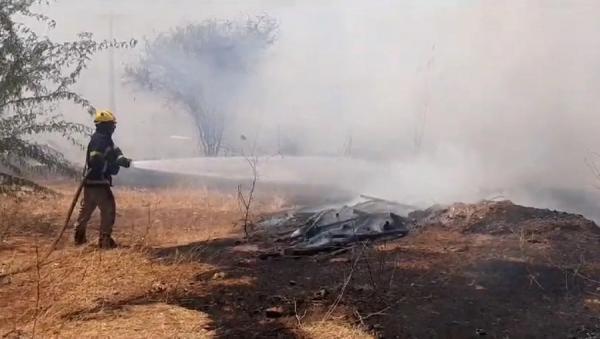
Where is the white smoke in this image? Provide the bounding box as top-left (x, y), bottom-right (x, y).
top-left (36, 0), bottom-right (600, 220)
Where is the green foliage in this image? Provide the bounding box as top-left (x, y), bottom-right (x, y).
top-left (125, 16), bottom-right (277, 156)
top-left (0, 0), bottom-right (136, 176)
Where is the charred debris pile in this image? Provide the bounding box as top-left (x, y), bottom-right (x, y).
top-left (254, 196), bottom-right (599, 257)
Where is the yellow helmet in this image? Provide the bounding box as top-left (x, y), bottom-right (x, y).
top-left (94, 109), bottom-right (117, 124)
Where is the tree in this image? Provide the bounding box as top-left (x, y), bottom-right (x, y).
top-left (0, 0), bottom-right (135, 177)
top-left (125, 16), bottom-right (277, 156)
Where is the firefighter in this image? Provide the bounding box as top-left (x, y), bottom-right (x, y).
top-left (74, 109), bottom-right (132, 249)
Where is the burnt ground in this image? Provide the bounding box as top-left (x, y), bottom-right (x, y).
top-left (69, 201), bottom-right (600, 338)
top-left (2, 190), bottom-right (600, 339)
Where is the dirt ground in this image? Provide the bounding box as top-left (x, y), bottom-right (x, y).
top-left (1, 185), bottom-right (600, 338)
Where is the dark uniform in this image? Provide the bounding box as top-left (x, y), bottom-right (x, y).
top-left (74, 114), bottom-right (130, 249)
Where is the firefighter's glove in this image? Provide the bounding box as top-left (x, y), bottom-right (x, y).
top-left (114, 147), bottom-right (132, 168)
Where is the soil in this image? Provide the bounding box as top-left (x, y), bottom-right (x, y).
top-left (1, 189), bottom-right (600, 338)
top-left (148, 200), bottom-right (600, 338)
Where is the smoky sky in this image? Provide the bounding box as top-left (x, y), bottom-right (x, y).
top-left (32, 0), bottom-right (600, 218)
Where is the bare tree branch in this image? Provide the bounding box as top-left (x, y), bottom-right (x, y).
top-left (124, 16), bottom-right (277, 156)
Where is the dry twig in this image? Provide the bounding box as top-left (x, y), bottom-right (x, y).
top-left (32, 242), bottom-right (41, 338)
top-left (294, 299), bottom-right (307, 327)
top-left (237, 156), bottom-right (258, 238)
top-left (322, 243), bottom-right (366, 322)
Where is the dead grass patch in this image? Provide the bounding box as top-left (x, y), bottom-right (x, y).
top-left (301, 322), bottom-right (374, 339)
top-left (0, 185), bottom-right (283, 338)
top-left (44, 303), bottom-right (213, 338)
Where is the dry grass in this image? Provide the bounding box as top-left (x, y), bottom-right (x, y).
top-left (6, 185), bottom-right (597, 338)
top-left (0, 185), bottom-right (363, 338)
top-left (56, 303), bottom-right (213, 339)
top-left (0, 185), bottom-right (227, 338)
top-left (300, 323), bottom-right (373, 339)
top-left (0, 247), bottom-right (212, 338)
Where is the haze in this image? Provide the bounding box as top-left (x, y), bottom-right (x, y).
top-left (35, 0), bottom-right (600, 220)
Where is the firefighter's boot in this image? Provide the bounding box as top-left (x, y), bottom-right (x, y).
top-left (99, 235), bottom-right (117, 249)
top-left (74, 227), bottom-right (87, 245)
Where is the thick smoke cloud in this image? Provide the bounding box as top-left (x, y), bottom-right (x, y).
top-left (38, 0), bottom-right (600, 219)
